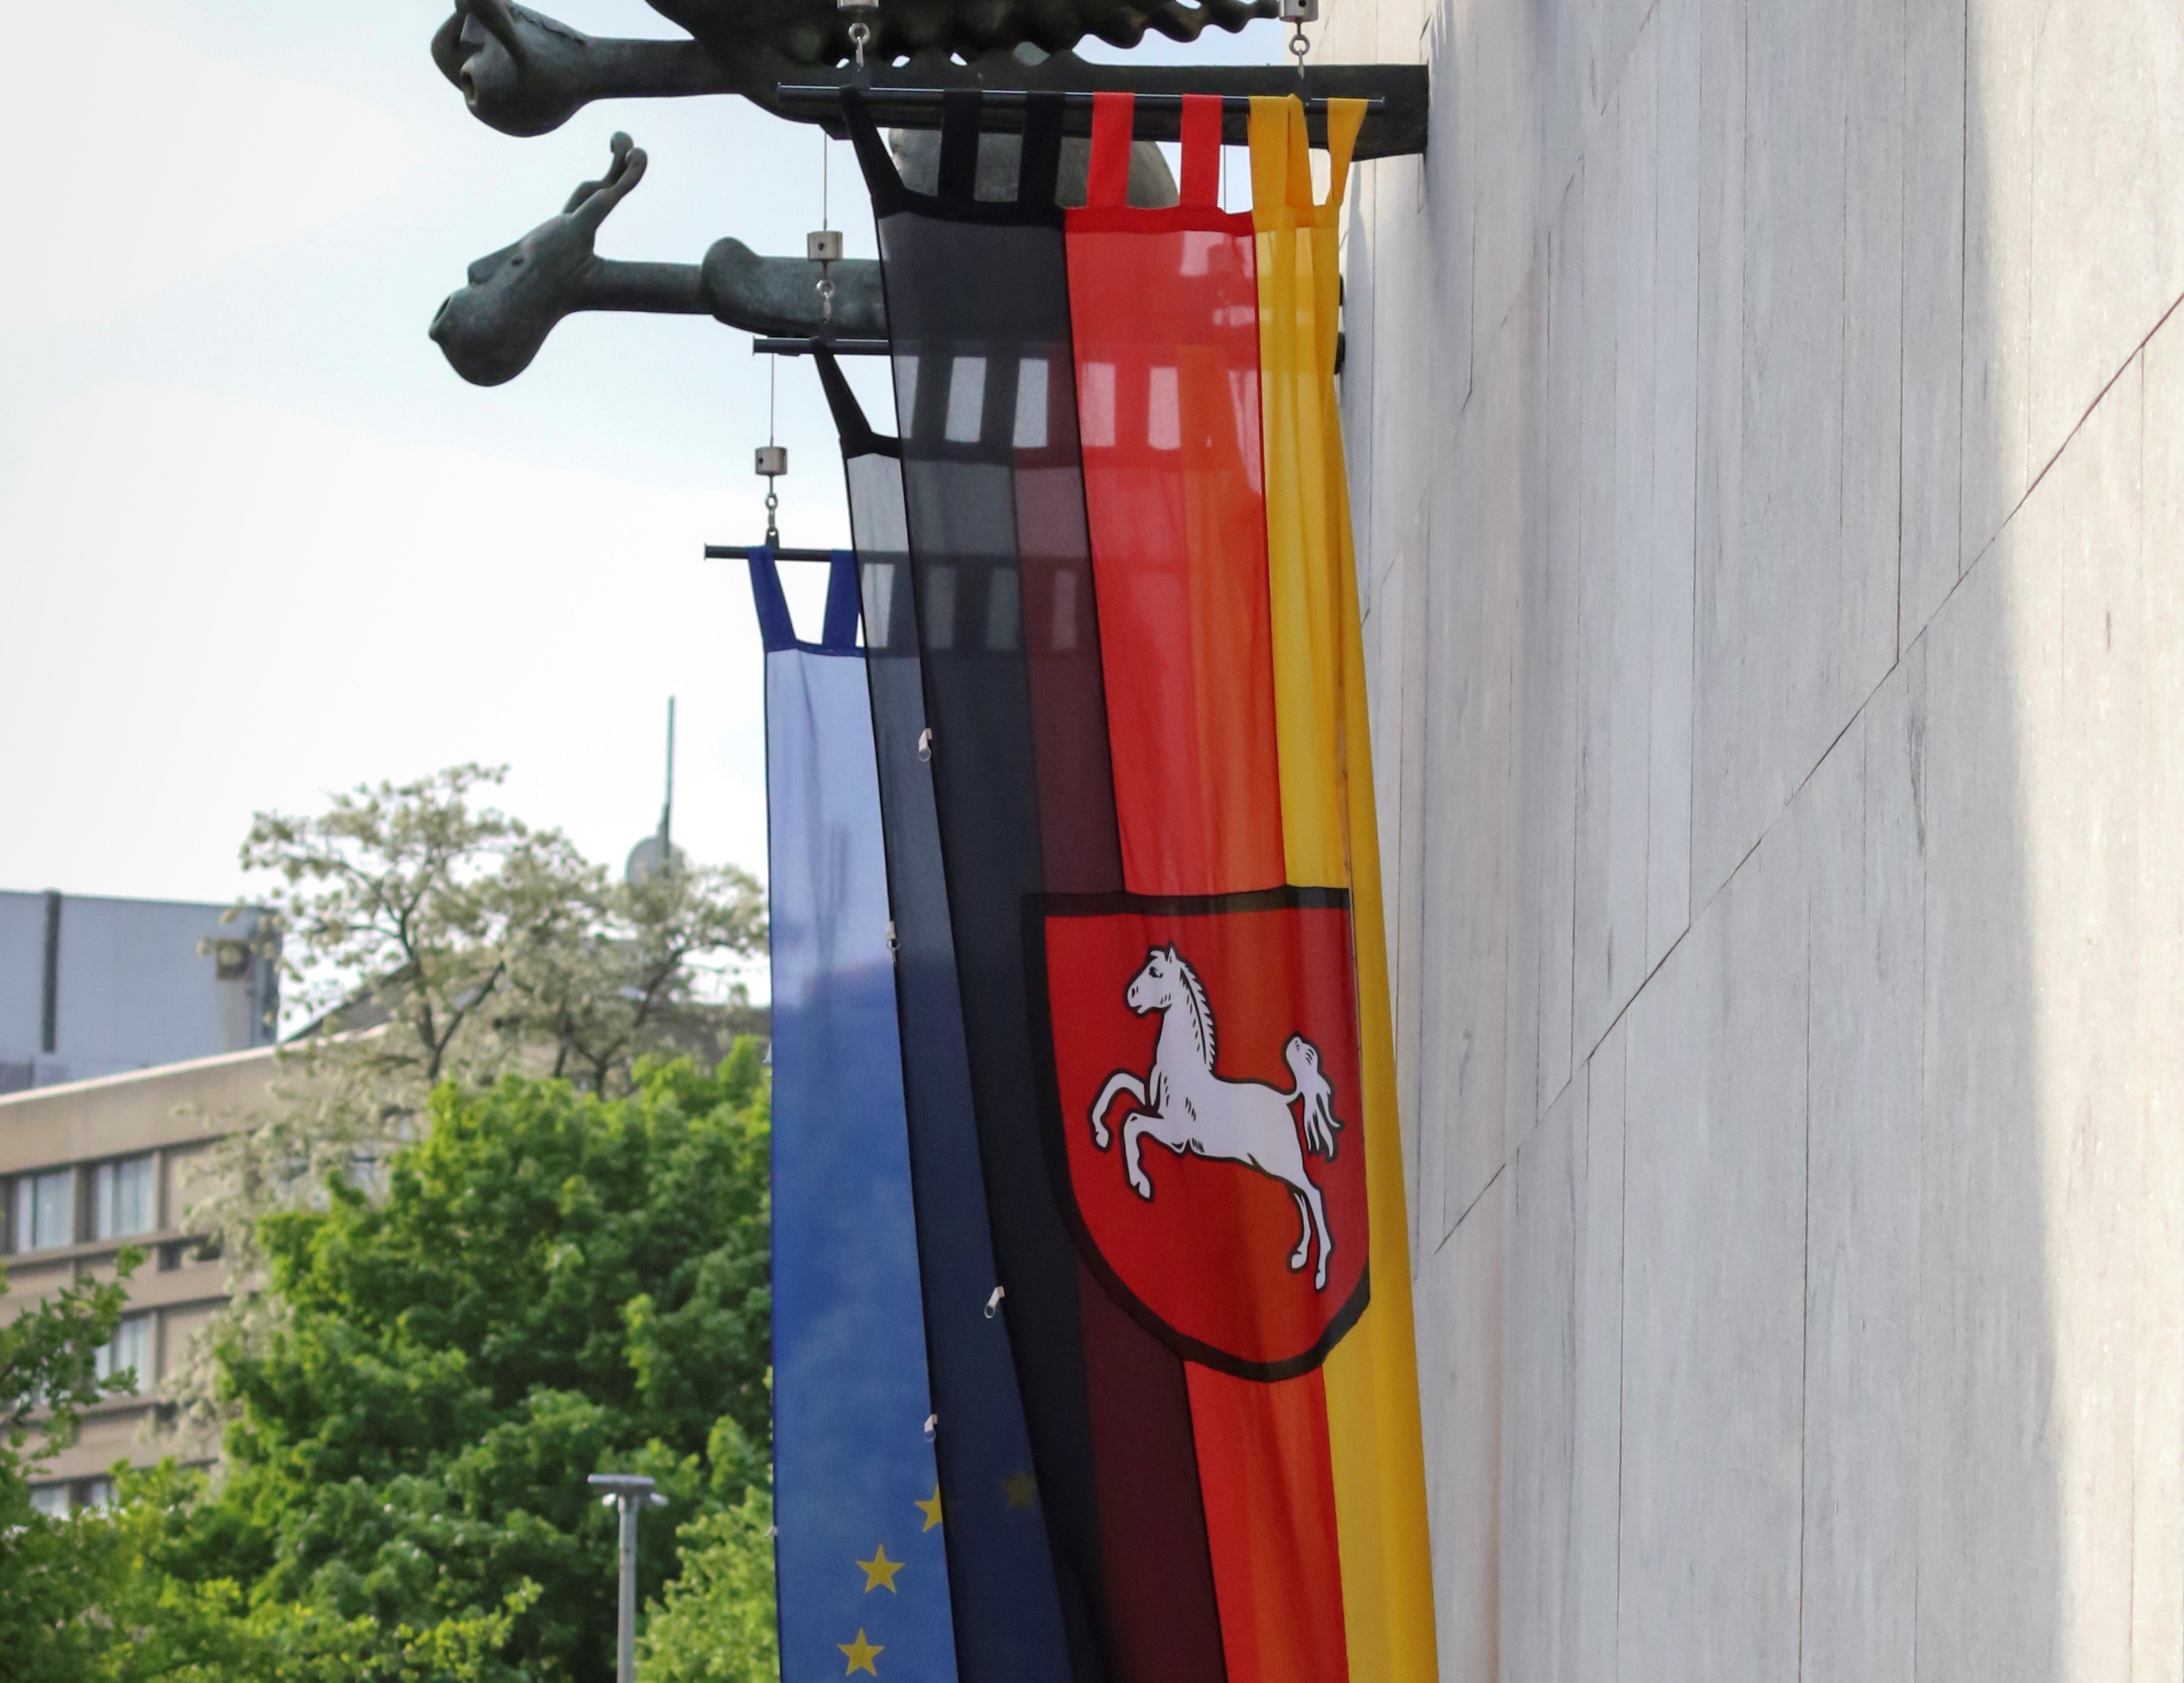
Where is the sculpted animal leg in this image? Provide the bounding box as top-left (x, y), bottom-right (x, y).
top-left (1090, 1071), bottom-right (1145, 1151)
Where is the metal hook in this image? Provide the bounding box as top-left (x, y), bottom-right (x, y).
top-left (1279, 0), bottom-right (1317, 77)
top-left (839, 0), bottom-right (877, 73)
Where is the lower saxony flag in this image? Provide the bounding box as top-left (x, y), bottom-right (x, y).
top-left (830, 87), bottom-right (1437, 1683)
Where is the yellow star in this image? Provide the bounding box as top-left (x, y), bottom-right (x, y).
top-left (914, 1484), bottom-right (943, 1532)
top-left (839, 1629), bottom-right (883, 1676)
top-left (856, 1543), bottom-right (905, 1593)
top-left (1001, 1470), bottom-right (1039, 1510)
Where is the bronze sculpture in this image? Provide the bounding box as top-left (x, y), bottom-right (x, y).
top-left (428, 0), bottom-right (1424, 384)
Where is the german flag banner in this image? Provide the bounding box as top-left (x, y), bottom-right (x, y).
top-left (837, 87), bottom-right (1437, 1683)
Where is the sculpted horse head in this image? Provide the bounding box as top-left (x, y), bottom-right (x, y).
top-left (430, 132), bottom-right (650, 385)
top-left (429, 131), bottom-right (889, 384)
top-left (433, 0), bottom-right (1276, 138)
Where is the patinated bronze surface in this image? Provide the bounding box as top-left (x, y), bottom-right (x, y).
top-left (430, 128), bottom-right (1184, 383)
top-left (430, 0), bottom-right (1425, 155)
top-left (426, 0), bottom-right (1425, 381)
top-left (435, 0), bottom-right (1271, 106)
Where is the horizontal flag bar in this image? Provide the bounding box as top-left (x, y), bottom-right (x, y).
top-left (759, 63), bottom-right (1427, 157)
top-left (753, 337), bottom-right (890, 357)
top-left (704, 544), bottom-right (841, 563)
top-left (776, 85), bottom-right (1387, 114)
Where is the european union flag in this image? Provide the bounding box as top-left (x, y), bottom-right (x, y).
top-left (758, 550), bottom-right (959, 1683)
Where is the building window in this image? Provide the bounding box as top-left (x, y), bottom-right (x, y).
top-left (96, 1313), bottom-right (153, 1394)
top-left (91, 1155), bottom-right (155, 1240)
top-left (28, 1484), bottom-right (70, 1518)
top-left (78, 1478), bottom-right (115, 1511)
top-left (11, 1168), bottom-right (74, 1252)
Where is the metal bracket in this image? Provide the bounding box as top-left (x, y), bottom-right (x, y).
top-left (432, 5), bottom-right (1428, 158)
top-left (772, 58), bottom-right (1425, 157)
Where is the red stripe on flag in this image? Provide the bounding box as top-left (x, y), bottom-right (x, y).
top-left (1187, 1364), bottom-right (1351, 1683)
top-left (1067, 112), bottom-right (1351, 1683)
top-left (1077, 1266), bottom-right (1229, 1683)
top-left (1067, 204), bottom-right (1286, 898)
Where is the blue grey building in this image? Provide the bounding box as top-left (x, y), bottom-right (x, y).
top-left (0, 890), bottom-right (279, 1092)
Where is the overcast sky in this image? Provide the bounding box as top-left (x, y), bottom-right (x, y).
top-left (0, 1), bottom-right (1290, 926)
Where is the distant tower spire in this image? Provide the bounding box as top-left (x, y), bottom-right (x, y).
top-left (624, 697), bottom-right (683, 886)
top-left (659, 696), bottom-right (676, 858)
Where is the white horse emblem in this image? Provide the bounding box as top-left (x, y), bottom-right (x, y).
top-left (1088, 945), bottom-right (1343, 1290)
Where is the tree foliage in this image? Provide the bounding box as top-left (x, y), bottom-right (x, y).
top-left (636, 1486), bottom-right (779, 1683)
top-left (2, 771), bottom-right (784, 1677)
top-left (163, 1052), bottom-right (772, 1680)
top-left (9, 1466), bottom-right (541, 1683)
top-left (183, 766), bottom-right (766, 1409)
top-left (0, 1253), bottom-right (139, 1675)
top-left (242, 764), bottom-right (763, 1097)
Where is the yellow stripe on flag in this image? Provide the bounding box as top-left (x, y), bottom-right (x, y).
top-left (1250, 94), bottom-right (1439, 1683)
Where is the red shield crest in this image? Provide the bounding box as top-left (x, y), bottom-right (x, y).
top-left (1028, 888), bottom-right (1370, 1379)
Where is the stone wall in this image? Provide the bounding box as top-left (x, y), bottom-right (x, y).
top-left (1324, 0), bottom-right (2183, 1676)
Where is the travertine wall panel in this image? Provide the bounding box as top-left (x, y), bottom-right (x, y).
top-left (1423, 296), bottom-right (1532, 1235)
top-left (1415, 1170), bottom-right (1505, 1683)
top-left (2136, 319), bottom-right (2184, 1683)
top-left (1604, 34), bottom-right (1654, 1035)
top-left (1644, 0), bottom-right (1699, 972)
top-left (1842, 0), bottom-right (1906, 646)
top-left (1899, 0), bottom-right (1968, 641)
top-left (1498, 1076), bottom-right (1581, 1683)
top-left (1570, 95), bottom-right (1623, 1053)
top-left (2025, 3), bottom-right (2184, 484)
top-left (1959, 0), bottom-right (2036, 560)
top-left (1570, 1023), bottom-right (1623, 1683)
top-left (1329, 0), bottom-right (2184, 1667)
top-left (1616, 819), bottom-right (1807, 1683)
top-left (1800, 647), bottom-right (1924, 1683)
top-left (1536, 172), bottom-right (1585, 1113)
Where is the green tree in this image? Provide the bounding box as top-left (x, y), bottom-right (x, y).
top-left (637, 1486), bottom-right (778, 1683)
top-left (0, 1253), bottom-right (139, 1676)
top-left (240, 764), bottom-right (763, 1099)
top-left (180, 766), bottom-right (766, 1414)
top-left (16, 1461), bottom-right (543, 1683)
top-left (162, 1050), bottom-right (770, 1680)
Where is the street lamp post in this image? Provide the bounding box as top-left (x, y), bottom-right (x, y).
top-left (588, 1473), bottom-right (669, 1683)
